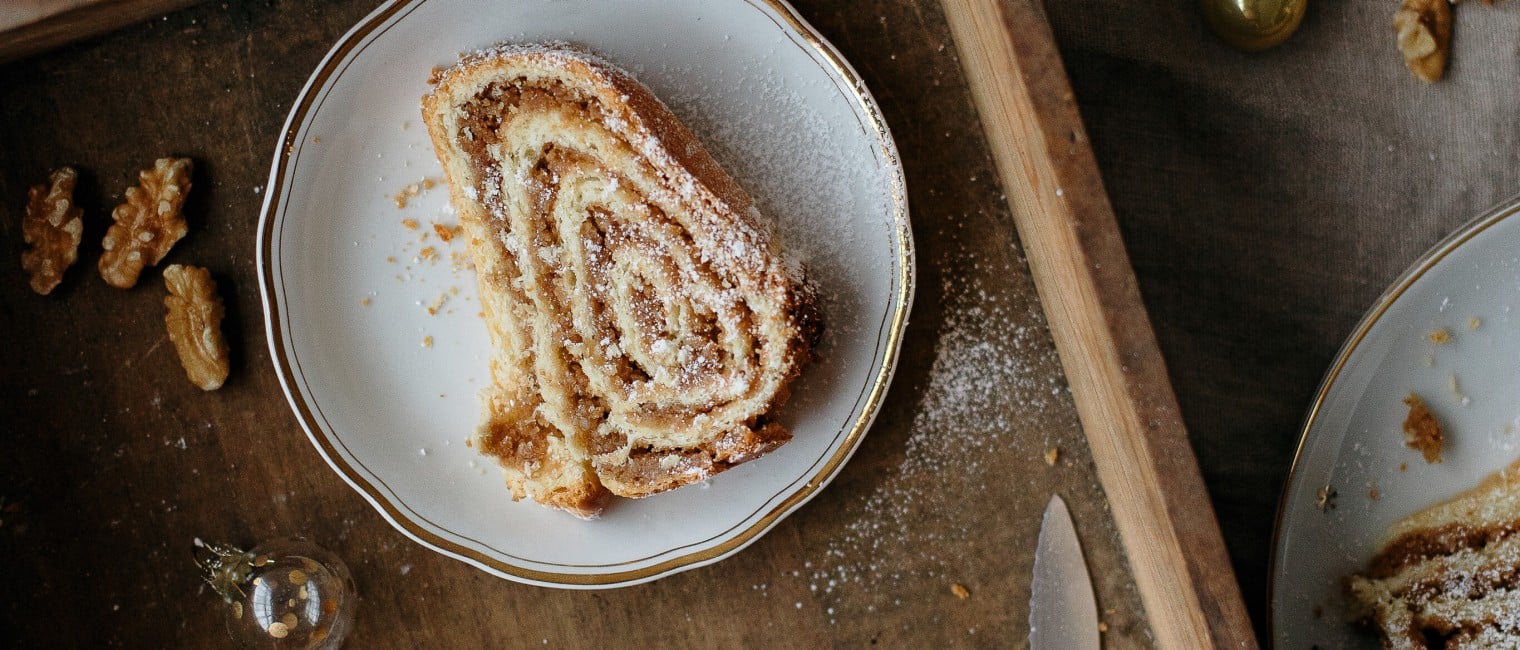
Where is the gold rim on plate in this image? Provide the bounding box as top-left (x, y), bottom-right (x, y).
top-left (256, 0), bottom-right (913, 587)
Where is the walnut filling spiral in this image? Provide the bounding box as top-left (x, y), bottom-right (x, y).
top-left (424, 45), bottom-right (817, 516)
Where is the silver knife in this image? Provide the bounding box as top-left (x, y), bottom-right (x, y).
top-left (1029, 495), bottom-right (1100, 650)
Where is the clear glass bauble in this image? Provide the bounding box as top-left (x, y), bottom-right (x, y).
top-left (196, 537), bottom-right (356, 649)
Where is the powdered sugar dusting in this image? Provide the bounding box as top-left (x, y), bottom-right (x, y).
top-left (790, 246), bottom-right (1070, 619)
top-left (629, 52), bottom-right (895, 353)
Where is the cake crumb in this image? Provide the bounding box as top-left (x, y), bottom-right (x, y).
top-left (394, 183), bottom-right (420, 208)
top-left (1043, 447), bottom-right (1060, 466)
top-left (1098, 622), bottom-right (1108, 633)
top-left (1467, 316), bottom-right (1481, 330)
top-left (433, 223), bottom-right (462, 242)
top-left (1428, 328), bottom-right (1452, 344)
top-left (401, 218), bottom-right (420, 230)
top-left (1448, 373), bottom-right (1469, 406)
top-left (950, 583), bottom-right (970, 599)
top-left (1402, 393), bottom-right (1444, 463)
top-left (393, 177), bottom-right (442, 209)
top-left (422, 336), bottom-right (434, 348)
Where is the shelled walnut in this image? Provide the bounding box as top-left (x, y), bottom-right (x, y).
top-left (100, 157), bottom-right (193, 288)
top-left (21, 167), bottom-right (85, 295)
top-left (1394, 0), bottom-right (1452, 83)
top-left (163, 264), bottom-right (230, 390)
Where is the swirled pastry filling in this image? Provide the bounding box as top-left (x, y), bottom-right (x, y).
top-left (1348, 461), bottom-right (1520, 648)
top-left (423, 43), bottom-right (818, 517)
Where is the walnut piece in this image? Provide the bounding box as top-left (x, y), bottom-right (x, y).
top-left (100, 157), bottom-right (193, 288)
top-left (163, 264), bottom-right (230, 391)
top-left (1394, 0), bottom-right (1451, 83)
top-left (21, 167), bottom-right (85, 295)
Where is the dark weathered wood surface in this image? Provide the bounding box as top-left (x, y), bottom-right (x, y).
top-left (0, 1), bottom-right (1156, 646)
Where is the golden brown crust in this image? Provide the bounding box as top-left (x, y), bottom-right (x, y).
top-left (598, 422), bottom-right (793, 498)
top-left (423, 43), bottom-right (817, 516)
top-left (1368, 521), bottom-right (1520, 579)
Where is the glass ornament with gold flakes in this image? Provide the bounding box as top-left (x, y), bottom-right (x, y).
top-left (194, 537), bottom-right (355, 648)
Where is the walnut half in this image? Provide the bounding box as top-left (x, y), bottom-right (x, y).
top-left (100, 157), bottom-right (193, 289)
top-left (21, 167), bottom-right (85, 295)
top-left (163, 264), bottom-right (230, 391)
top-left (1394, 0), bottom-right (1452, 83)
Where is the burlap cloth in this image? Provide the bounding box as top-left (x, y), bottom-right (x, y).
top-left (1046, 0), bottom-right (1520, 629)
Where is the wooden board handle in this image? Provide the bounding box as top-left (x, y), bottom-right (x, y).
top-left (940, 1), bottom-right (1257, 647)
top-left (0, 0), bottom-right (204, 64)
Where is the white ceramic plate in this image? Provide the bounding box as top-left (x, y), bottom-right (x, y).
top-left (1271, 195), bottom-right (1520, 646)
top-left (257, 0), bottom-right (912, 588)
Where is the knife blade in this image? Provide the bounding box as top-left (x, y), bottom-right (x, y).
top-left (1029, 494), bottom-right (1100, 650)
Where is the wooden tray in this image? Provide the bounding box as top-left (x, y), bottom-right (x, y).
top-left (0, 0), bottom-right (202, 64)
top-left (0, 0), bottom-right (1252, 645)
top-left (942, 1), bottom-right (1254, 646)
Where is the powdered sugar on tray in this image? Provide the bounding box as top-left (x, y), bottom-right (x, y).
top-left (791, 246), bottom-right (1070, 622)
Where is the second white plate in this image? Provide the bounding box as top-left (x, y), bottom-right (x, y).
top-left (1272, 195), bottom-right (1520, 646)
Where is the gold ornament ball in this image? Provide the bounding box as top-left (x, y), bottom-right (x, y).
top-left (1202, 0), bottom-right (1308, 51)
